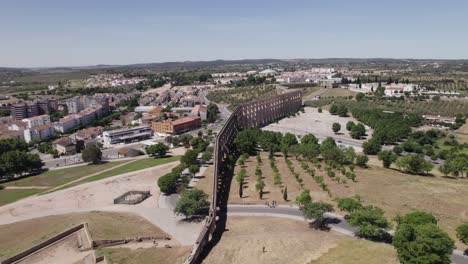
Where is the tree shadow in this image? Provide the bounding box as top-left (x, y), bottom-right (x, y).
top-left (179, 215), bottom-right (207, 223)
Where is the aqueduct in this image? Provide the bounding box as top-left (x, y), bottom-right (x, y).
top-left (185, 91), bottom-right (302, 264)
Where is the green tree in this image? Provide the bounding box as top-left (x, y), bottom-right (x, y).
top-left (81, 145), bottom-right (102, 164)
top-left (346, 121), bottom-right (356, 131)
top-left (393, 212), bottom-right (454, 264)
top-left (189, 164), bottom-right (200, 177)
top-left (348, 205), bottom-right (390, 240)
top-left (318, 107), bottom-right (323, 113)
top-left (303, 201), bottom-right (334, 229)
top-left (355, 154), bottom-right (369, 167)
top-left (282, 133), bottom-right (298, 147)
top-left (283, 186), bottom-right (288, 201)
top-left (174, 189), bottom-right (210, 219)
top-left (377, 150), bottom-right (398, 168)
top-left (0, 151), bottom-right (43, 178)
top-left (438, 164), bottom-right (451, 177)
top-left (329, 105), bottom-right (338, 115)
top-left (301, 134), bottom-right (319, 145)
top-left (456, 223), bottom-right (468, 247)
top-left (375, 85), bottom-right (385, 97)
top-left (350, 123), bottom-right (366, 139)
top-left (181, 149), bottom-right (198, 166)
top-left (335, 197), bottom-right (363, 214)
top-left (295, 189), bottom-right (312, 207)
top-left (332, 122), bottom-right (341, 134)
top-left (201, 150), bottom-right (212, 163)
top-left (362, 139), bottom-right (381, 155)
top-left (395, 155), bottom-right (434, 175)
top-left (158, 172), bottom-right (178, 194)
top-left (397, 211), bottom-right (437, 226)
top-left (393, 145), bottom-right (403, 155)
top-left (234, 128), bottom-right (258, 155)
top-left (146, 143), bottom-right (169, 157)
top-left (207, 103), bottom-right (219, 123)
top-left (190, 137), bottom-right (208, 152)
top-left (236, 168), bottom-right (246, 198)
top-left (255, 180), bottom-right (265, 199)
top-left (337, 105), bottom-right (348, 117)
top-left (355, 92), bottom-right (365, 101)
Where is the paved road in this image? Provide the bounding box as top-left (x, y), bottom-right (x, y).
top-left (226, 205), bottom-right (468, 264)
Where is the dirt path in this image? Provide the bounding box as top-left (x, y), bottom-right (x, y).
top-left (0, 161), bottom-right (204, 246)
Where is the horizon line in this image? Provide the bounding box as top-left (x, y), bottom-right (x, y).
top-left (2, 57), bottom-right (468, 70)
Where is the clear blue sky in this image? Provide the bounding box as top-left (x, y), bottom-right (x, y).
top-left (1, 0), bottom-right (467, 67)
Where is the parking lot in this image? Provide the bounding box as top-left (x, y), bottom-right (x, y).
top-left (263, 107), bottom-right (372, 151)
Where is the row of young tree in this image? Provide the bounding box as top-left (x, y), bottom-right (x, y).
top-left (234, 128), bottom-right (370, 169)
top-left (0, 139), bottom-right (43, 179)
top-left (157, 135), bottom-right (213, 195)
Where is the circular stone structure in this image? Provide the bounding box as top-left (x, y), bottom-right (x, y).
top-left (113, 191), bottom-right (151, 205)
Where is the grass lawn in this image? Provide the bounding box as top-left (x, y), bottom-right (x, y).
top-left (0, 211), bottom-right (168, 260)
top-left (97, 247), bottom-right (190, 264)
top-left (436, 138), bottom-right (468, 155)
top-left (49, 156), bottom-right (180, 193)
top-left (309, 239), bottom-right (398, 264)
top-left (1, 161), bottom-right (128, 188)
top-left (73, 156), bottom-right (180, 184)
top-left (0, 189), bottom-right (43, 206)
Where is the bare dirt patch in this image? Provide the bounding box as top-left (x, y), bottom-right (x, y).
top-left (0, 211), bottom-right (168, 260)
top-left (319, 88), bottom-right (358, 98)
top-left (202, 216), bottom-right (344, 264)
top-left (196, 164), bottom-right (214, 200)
top-left (228, 152), bottom-right (468, 249)
top-left (309, 239), bottom-right (398, 264)
top-left (0, 161), bottom-right (178, 224)
top-left (454, 121), bottom-right (468, 144)
top-left (263, 108), bottom-right (371, 151)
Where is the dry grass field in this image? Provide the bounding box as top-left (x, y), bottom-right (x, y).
top-left (319, 88), bottom-right (358, 98)
top-left (203, 216), bottom-right (398, 264)
top-left (0, 211), bottom-right (169, 260)
top-left (309, 239), bottom-right (398, 264)
top-left (454, 121), bottom-right (468, 144)
top-left (196, 164), bottom-right (214, 200)
top-left (97, 247), bottom-right (191, 264)
top-left (228, 152), bottom-right (468, 249)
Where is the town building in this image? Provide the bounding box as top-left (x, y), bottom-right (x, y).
top-left (152, 116), bottom-right (201, 135)
top-left (102, 126), bottom-right (153, 145)
top-left (22, 115), bottom-right (51, 128)
top-left (54, 115), bottom-right (80, 133)
top-left (23, 123), bottom-right (55, 143)
top-left (11, 100), bottom-right (57, 120)
top-left (52, 137), bottom-right (77, 155)
top-left (0, 130), bottom-right (24, 141)
top-left (190, 105), bottom-right (207, 120)
top-left (422, 115), bottom-right (456, 124)
top-left (72, 127), bottom-right (103, 141)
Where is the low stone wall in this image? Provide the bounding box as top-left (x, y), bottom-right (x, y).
top-left (93, 236), bottom-right (170, 248)
top-left (113, 190), bottom-right (151, 205)
top-left (1, 223), bottom-right (87, 264)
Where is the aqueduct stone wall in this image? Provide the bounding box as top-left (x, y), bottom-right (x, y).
top-left (185, 91), bottom-right (302, 264)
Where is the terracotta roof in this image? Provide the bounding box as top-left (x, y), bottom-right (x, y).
top-left (171, 116), bottom-right (200, 125)
top-left (53, 137), bottom-right (74, 146)
top-left (76, 126), bottom-right (103, 138)
top-left (33, 123), bottom-right (54, 131)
